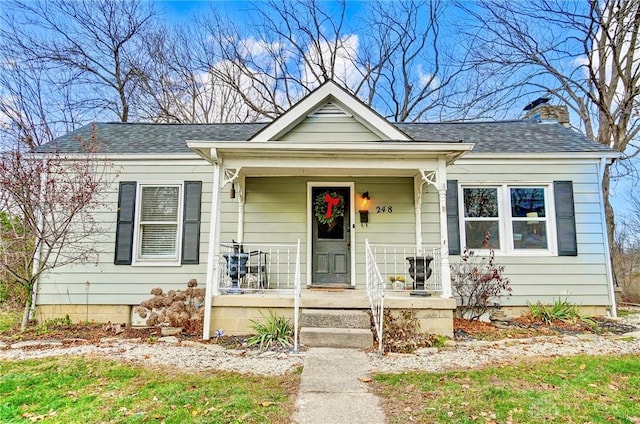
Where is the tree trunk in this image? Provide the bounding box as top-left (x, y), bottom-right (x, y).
top-left (20, 280), bottom-right (35, 330)
top-left (20, 296), bottom-right (30, 330)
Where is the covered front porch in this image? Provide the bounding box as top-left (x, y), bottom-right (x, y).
top-left (184, 82), bottom-right (473, 342)
top-left (189, 164), bottom-right (466, 341)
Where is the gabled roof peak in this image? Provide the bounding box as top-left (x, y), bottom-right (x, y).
top-left (249, 80), bottom-right (411, 142)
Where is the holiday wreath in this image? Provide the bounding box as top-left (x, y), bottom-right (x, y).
top-left (314, 191), bottom-right (345, 226)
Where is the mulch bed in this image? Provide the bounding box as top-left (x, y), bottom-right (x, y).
top-left (453, 315), bottom-right (638, 341)
top-left (2, 314), bottom-right (637, 346)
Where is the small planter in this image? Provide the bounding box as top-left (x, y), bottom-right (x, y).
top-left (406, 256), bottom-right (434, 296)
top-left (223, 251), bottom-right (250, 294)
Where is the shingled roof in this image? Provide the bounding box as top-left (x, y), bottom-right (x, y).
top-left (40, 120), bottom-right (613, 155)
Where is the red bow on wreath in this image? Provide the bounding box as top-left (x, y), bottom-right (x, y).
top-left (324, 193), bottom-right (340, 219)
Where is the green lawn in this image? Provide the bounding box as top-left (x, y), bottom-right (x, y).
top-left (0, 356), bottom-right (299, 423)
top-left (0, 308), bottom-right (20, 333)
top-left (374, 354), bottom-right (640, 423)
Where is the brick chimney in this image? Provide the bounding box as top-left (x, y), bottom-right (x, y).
top-left (523, 101), bottom-right (570, 128)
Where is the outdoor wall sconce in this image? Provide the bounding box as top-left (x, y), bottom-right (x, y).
top-left (359, 191), bottom-right (370, 226)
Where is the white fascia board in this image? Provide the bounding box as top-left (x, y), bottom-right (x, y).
top-left (28, 152), bottom-right (203, 161)
top-left (250, 81), bottom-right (411, 142)
top-left (462, 152), bottom-right (621, 162)
top-left (188, 140), bottom-right (473, 154)
top-left (222, 156), bottom-right (441, 170)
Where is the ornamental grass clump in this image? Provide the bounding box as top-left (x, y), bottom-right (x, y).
top-left (247, 310), bottom-right (294, 350)
top-left (528, 298), bottom-right (595, 326)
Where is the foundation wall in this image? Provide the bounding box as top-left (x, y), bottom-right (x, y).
top-left (36, 304), bottom-right (131, 324)
top-left (36, 302), bottom-right (608, 339)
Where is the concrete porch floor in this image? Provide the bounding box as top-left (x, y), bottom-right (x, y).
top-left (209, 288), bottom-right (456, 337)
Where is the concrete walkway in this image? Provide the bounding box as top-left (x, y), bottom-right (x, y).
top-left (295, 347), bottom-right (385, 424)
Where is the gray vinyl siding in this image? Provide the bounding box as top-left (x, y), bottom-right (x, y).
top-left (239, 177), bottom-right (417, 288)
top-left (278, 116), bottom-right (382, 142)
top-left (36, 159), bottom-right (220, 305)
top-left (38, 158), bottom-right (611, 308)
top-left (447, 160), bottom-right (610, 306)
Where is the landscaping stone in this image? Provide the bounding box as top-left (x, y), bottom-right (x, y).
top-left (415, 347), bottom-right (439, 356)
top-left (10, 340), bottom-right (63, 349)
top-left (158, 336), bottom-right (179, 344)
top-left (620, 331), bottom-right (640, 339)
top-left (160, 327), bottom-right (183, 336)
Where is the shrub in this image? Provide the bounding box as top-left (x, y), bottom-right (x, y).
top-left (247, 310), bottom-right (294, 350)
top-left (375, 309), bottom-right (442, 354)
top-left (451, 235), bottom-right (511, 320)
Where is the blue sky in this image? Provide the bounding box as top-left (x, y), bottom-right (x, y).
top-left (154, 0), bottom-right (637, 219)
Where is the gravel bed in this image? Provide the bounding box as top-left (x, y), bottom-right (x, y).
top-left (2, 311), bottom-right (639, 376)
top-left (368, 333), bottom-right (640, 373)
top-left (0, 339), bottom-right (305, 376)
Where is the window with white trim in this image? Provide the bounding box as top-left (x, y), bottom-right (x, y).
top-left (135, 184), bottom-right (182, 263)
top-left (461, 185), bottom-right (552, 252)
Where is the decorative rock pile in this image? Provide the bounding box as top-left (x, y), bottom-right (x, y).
top-left (489, 310), bottom-right (513, 329)
top-left (133, 279), bottom-right (205, 334)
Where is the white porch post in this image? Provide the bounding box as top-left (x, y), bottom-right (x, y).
top-left (413, 174), bottom-right (425, 252)
top-left (437, 158), bottom-right (452, 298)
top-left (236, 174), bottom-right (246, 243)
top-left (203, 159), bottom-right (224, 340)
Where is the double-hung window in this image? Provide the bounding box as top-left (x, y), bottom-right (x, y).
top-left (461, 184), bottom-right (553, 253)
top-left (136, 184), bottom-right (183, 263)
top-left (114, 180), bottom-right (202, 266)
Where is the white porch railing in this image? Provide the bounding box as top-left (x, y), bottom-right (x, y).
top-left (370, 244), bottom-right (442, 293)
top-left (217, 242), bottom-right (300, 292)
top-left (216, 240), bottom-right (301, 353)
top-left (365, 239), bottom-right (385, 356)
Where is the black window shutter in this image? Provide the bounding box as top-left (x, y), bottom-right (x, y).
top-left (114, 182), bottom-right (136, 265)
top-left (181, 181), bottom-right (202, 264)
top-left (446, 180), bottom-right (461, 255)
top-left (554, 181), bottom-right (578, 256)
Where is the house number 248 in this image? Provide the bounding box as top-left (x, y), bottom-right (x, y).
top-left (376, 206), bottom-right (393, 213)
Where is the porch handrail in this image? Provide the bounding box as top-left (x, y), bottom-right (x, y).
top-left (293, 238), bottom-right (301, 353)
top-left (217, 241), bottom-right (299, 292)
top-left (365, 238), bottom-right (385, 356)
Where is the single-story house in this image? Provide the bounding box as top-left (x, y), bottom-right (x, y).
top-left (35, 81), bottom-right (619, 340)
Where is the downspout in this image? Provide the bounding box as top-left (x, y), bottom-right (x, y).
top-left (598, 157), bottom-right (617, 317)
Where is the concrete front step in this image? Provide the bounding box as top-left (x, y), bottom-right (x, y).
top-left (300, 309), bottom-right (371, 329)
top-left (299, 327), bottom-right (374, 348)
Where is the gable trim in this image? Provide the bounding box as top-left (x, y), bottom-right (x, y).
top-left (250, 81), bottom-right (411, 142)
